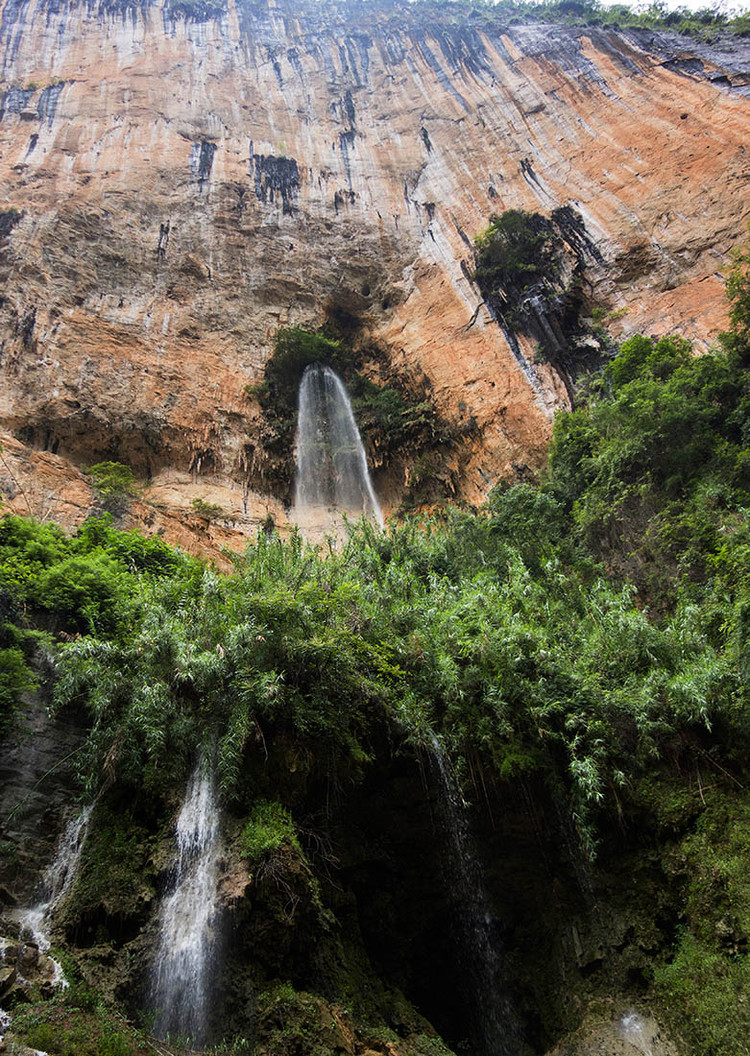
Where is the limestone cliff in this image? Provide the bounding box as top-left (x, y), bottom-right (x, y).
top-left (0, 0), bottom-right (748, 549)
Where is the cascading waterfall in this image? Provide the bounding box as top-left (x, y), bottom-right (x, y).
top-left (294, 363), bottom-right (383, 530)
top-left (150, 762), bottom-right (220, 1046)
top-left (18, 804), bottom-right (93, 981)
top-left (427, 734), bottom-right (518, 1056)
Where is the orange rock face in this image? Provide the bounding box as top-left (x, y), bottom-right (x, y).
top-left (0, 0), bottom-right (748, 550)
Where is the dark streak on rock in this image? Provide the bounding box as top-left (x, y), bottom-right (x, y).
top-left (0, 86), bottom-right (32, 121)
top-left (551, 204), bottom-right (604, 265)
top-left (157, 220), bottom-right (170, 261)
top-left (267, 46), bottom-right (283, 87)
top-left (338, 128), bottom-right (356, 190)
top-left (0, 0), bottom-right (31, 65)
top-left (432, 24), bottom-right (492, 81)
top-left (343, 89), bottom-right (356, 127)
top-left (37, 80), bottom-right (66, 127)
top-left (334, 188), bottom-right (355, 213)
top-left (17, 306), bottom-right (36, 349)
top-left (286, 46), bottom-right (304, 80)
top-left (520, 157), bottom-right (542, 187)
top-left (411, 28), bottom-right (470, 111)
top-left (250, 153), bottom-right (300, 215)
top-left (190, 140), bottom-right (217, 192)
top-left (0, 208), bottom-right (24, 246)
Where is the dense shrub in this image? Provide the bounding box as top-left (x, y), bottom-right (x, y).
top-left (474, 209), bottom-right (560, 303)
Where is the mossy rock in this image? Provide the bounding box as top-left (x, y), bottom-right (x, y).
top-left (60, 804), bottom-right (157, 946)
top-left (254, 981), bottom-right (455, 1056)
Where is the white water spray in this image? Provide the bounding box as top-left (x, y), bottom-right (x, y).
top-left (17, 804), bottom-right (93, 984)
top-left (151, 764), bottom-right (220, 1046)
top-left (621, 1011), bottom-right (656, 1055)
top-left (293, 363), bottom-right (383, 532)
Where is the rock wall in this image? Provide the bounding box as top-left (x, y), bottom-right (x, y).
top-left (0, 0), bottom-right (749, 546)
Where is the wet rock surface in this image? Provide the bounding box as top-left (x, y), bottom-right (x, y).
top-left (0, 693), bottom-right (87, 904)
top-left (546, 1003), bottom-right (680, 1056)
top-left (0, 934), bottom-right (61, 1005)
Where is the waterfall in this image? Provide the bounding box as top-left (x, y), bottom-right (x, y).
top-left (621, 1011), bottom-right (656, 1055)
top-left (427, 735), bottom-right (518, 1056)
top-left (151, 763), bottom-right (220, 1047)
top-left (17, 804), bottom-right (93, 980)
top-left (293, 363), bottom-right (383, 531)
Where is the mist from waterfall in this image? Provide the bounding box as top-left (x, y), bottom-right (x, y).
top-left (150, 762), bottom-right (220, 1047)
top-left (427, 734), bottom-right (518, 1056)
top-left (293, 363), bottom-right (383, 532)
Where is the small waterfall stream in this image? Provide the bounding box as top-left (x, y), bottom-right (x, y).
top-left (0, 1008), bottom-right (10, 1047)
top-left (17, 804), bottom-right (93, 982)
top-left (294, 363), bottom-right (383, 532)
top-left (151, 763), bottom-right (220, 1046)
top-left (427, 735), bottom-right (517, 1056)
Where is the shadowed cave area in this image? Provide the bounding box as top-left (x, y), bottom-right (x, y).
top-left (196, 740), bottom-right (591, 1056)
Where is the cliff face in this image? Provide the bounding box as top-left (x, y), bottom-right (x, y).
top-left (0, 0), bottom-right (748, 546)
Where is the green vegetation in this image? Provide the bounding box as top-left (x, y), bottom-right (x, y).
top-left (10, 983), bottom-right (151, 1056)
top-left (87, 462), bottom-right (138, 504)
top-left (191, 497), bottom-right (227, 521)
top-left (474, 209), bottom-right (560, 306)
top-left (473, 207), bottom-right (607, 382)
top-left (549, 330), bottom-right (750, 604)
top-left (66, 804), bottom-right (155, 924)
top-left (653, 793), bottom-right (750, 1056)
top-left (254, 981), bottom-right (451, 1056)
top-left (0, 512), bottom-right (188, 729)
top-left (405, 0), bottom-right (750, 41)
top-left (241, 799), bottom-right (300, 862)
top-left (0, 642), bottom-right (37, 731)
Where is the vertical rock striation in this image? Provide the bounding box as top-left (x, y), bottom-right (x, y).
top-left (0, 0), bottom-right (748, 543)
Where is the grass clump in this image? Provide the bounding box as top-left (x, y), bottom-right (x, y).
top-left (10, 992), bottom-right (151, 1056)
top-left (191, 497), bottom-right (227, 521)
top-left (241, 800), bottom-right (299, 862)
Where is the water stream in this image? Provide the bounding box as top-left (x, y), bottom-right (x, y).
top-left (17, 804), bottom-right (93, 983)
top-left (293, 363), bottom-right (383, 533)
top-left (150, 763), bottom-right (220, 1046)
top-left (427, 735), bottom-right (517, 1056)
top-left (0, 1006), bottom-right (10, 1043)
